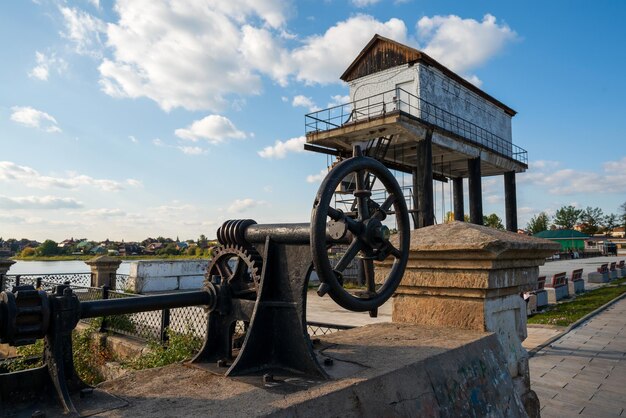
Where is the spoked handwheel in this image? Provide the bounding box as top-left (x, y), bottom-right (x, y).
top-left (311, 147), bottom-right (410, 313)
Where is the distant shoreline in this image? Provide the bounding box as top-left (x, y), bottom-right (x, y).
top-left (12, 255), bottom-right (211, 262)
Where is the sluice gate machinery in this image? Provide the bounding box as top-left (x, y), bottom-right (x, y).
top-left (0, 147), bottom-right (410, 416)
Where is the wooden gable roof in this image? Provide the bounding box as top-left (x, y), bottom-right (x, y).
top-left (340, 35), bottom-right (516, 116)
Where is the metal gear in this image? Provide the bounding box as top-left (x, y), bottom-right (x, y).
top-left (205, 245), bottom-right (262, 297)
top-left (0, 285), bottom-right (50, 346)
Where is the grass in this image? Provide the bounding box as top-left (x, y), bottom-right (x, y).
top-left (527, 278), bottom-right (626, 327)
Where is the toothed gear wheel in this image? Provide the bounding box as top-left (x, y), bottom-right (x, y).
top-left (205, 245), bottom-right (262, 297)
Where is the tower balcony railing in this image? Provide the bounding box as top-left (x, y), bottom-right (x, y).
top-left (305, 88), bottom-right (528, 165)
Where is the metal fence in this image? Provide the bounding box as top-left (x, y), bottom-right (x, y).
top-left (305, 88), bottom-right (528, 165)
top-left (1, 273), bottom-right (130, 293)
top-left (0, 277), bottom-right (355, 346)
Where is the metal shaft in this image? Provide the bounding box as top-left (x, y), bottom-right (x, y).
top-left (244, 223), bottom-right (350, 245)
top-left (80, 290), bottom-right (214, 319)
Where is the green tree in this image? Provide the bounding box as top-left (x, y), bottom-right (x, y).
top-left (552, 205), bottom-right (582, 230)
top-left (579, 206), bottom-right (604, 235)
top-left (603, 213), bottom-right (618, 236)
top-left (527, 212), bottom-right (550, 234)
top-left (157, 242), bottom-right (179, 256)
top-left (621, 201), bottom-right (626, 228)
top-left (20, 247), bottom-right (36, 257)
top-left (37, 240), bottom-right (59, 256)
top-left (483, 213), bottom-right (504, 230)
top-left (197, 234), bottom-right (208, 248)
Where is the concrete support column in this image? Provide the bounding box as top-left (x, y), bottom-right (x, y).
top-left (453, 177), bottom-right (464, 221)
top-left (468, 157), bottom-right (483, 225)
top-left (85, 255), bottom-right (122, 289)
top-left (0, 259), bottom-right (15, 292)
top-left (379, 222), bottom-right (560, 417)
top-left (504, 171), bottom-right (518, 232)
top-left (415, 129), bottom-right (434, 228)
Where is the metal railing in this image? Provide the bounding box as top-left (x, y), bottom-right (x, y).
top-left (1, 273), bottom-right (130, 293)
top-left (0, 278), bottom-right (357, 346)
top-left (305, 88), bottom-right (528, 165)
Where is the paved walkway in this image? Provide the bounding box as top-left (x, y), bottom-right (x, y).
top-left (529, 297), bottom-right (626, 417)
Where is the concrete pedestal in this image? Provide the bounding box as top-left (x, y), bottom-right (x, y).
top-left (546, 285), bottom-right (569, 304)
top-left (85, 256), bottom-right (122, 289)
top-left (619, 267), bottom-right (626, 279)
top-left (568, 279), bottom-right (585, 295)
top-left (378, 222), bottom-right (558, 417)
top-left (96, 324), bottom-right (527, 418)
top-left (535, 290), bottom-right (548, 309)
top-left (588, 271), bottom-right (609, 283)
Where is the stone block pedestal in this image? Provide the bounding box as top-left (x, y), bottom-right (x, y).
top-left (0, 259), bottom-right (16, 292)
top-left (378, 222), bottom-right (559, 417)
top-left (85, 256), bottom-right (122, 289)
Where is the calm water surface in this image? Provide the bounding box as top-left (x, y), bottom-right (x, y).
top-left (9, 260), bottom-right (132, 275)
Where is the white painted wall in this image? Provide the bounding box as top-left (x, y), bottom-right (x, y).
top-left (129, 260), bottom-right (209, 293)
top-left (347, 63), bottom-right (513, 156)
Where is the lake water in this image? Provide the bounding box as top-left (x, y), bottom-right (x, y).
top-left (8, 260), bottom-right (132, 275)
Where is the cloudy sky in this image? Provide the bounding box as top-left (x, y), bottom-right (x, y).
top-left (1, 0), bottom-right (625, 241)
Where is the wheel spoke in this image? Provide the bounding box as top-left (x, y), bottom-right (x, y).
top-left (216, 258), bottom-right (234, 280)
top-left (385, 242), bottom-right (402, 259)
top-left (328, 206), bottom-right (343, 221)
top-left (335, 239), bottom-right (363, 272)
top-left (362, 258), bottom-right (376, 293)
top-left (355, 170), bottom-right (370, 220)
top-left (372, 193), bottom-right (396, 221)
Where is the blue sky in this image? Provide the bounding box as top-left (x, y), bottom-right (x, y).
top-left (1, 0), bottom-right (625, 241)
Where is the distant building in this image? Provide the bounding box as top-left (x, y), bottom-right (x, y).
top-left (534, 230), bottom-right (589, 251)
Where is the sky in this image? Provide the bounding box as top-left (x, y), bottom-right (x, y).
top-left (1, 0), bottom-right (625, 242)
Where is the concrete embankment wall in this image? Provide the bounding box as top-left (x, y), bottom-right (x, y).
top-left (129, 260), bottom-right (209, 293)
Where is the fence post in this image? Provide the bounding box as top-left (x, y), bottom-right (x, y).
top-left (160, 308), bottom-right (170, 344)
top-left (100, 285), bottom-right (109, 333)
top-left (0, 259), bottom-right (15, 292)
top-left (15, 275), bottom-right (21, 287)
top-left (36, 277), bottom-right (42, 289)
top-left (85, 255), bottom-right (122, 290)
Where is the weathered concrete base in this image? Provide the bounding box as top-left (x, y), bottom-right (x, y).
top-left (619, 267), bottom-right (626, 278)
top-left (545, 285), bottom-right (569, 304)
top-left (588, 271), bottom-right (609, 283)
top-left (95, 323), bottom-right (528, 417)
top-left (609, 270), bottom-right (618, 280)
top-left (568, 279), bottom-right (585, 295)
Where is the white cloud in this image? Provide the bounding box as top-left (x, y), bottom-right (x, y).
top-left (0, 161), bottom-right (140, 192)
top-left (0, 195), bottom-right (83, 209)
top-left (258, 136), bottom-right (305, 159)
top-left (128, 135), bottom-right (138, 143)
top-left (292, 15), bottom-right (408, 84)
top-left (174, 115), bottom-right (247, 144)
top-left (327, 94), bottom-right (350, 108)
top-left (29, 51), bottom-right (67, 81)
top-left (10, 106), bottom-right (62, 133)
top-left (178, 146), bottom-right (207, 155)
top-left (351, 0), bottom-right (381, 7)
top-left (291, 95), bottom-right (319, 112)
top-left (59, 6), bottom-right (106, 57)
top-left (417, 14), bottom-right (518, 82)
top-left (228, 198), bottom-right (267, 213)
top-left (240, 25), bottom-right (293, 87)
top-left (519, 157), bottom-right (626, 195)
top-left (99, 0), bottom-right (290, 112)
top-left (306, 168), bottom-right (330, 183)
top-left (152, 138), bottom-right (164, 147)
top-left (73, 208), bottom-right (126, 217)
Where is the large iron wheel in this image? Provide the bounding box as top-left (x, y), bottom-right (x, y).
top-left (310, 149), bottom-right (410, 312)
